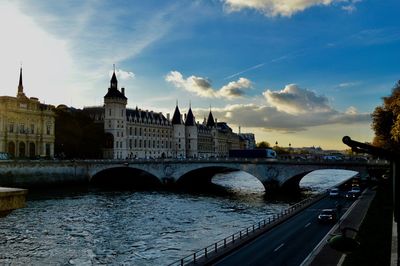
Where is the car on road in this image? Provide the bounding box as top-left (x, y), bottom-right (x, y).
top-left (318, 209), bottom-right (337, 223)
top-left (329, 188), bottom-right (340, 198)
top-left (345, 187), bottom-right (361, 199)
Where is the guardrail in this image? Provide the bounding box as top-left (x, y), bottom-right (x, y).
top-left (168, 192), bottom-right (327, 266)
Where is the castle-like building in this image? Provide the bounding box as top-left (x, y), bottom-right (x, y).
top-left (0, 68), bottom-right (55, 158)
top-left (84, 69), bottom-right (250, 159)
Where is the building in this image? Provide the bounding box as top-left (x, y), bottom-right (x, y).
top-left (84, 68), bottom-right (246, 159)
top-left (0, 68), bottom-right (55, 158)
top-left (238, 133), bottom-right (256, 149)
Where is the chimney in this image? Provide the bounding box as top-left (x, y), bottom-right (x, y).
top-left (239, 126), bottom-right (241, 134)
top-left (167, 113), bottom-right (170, 120)
top-left (121, 87), bottom-right (125, 95)
top-left (215, 118), bottom-right (218, 124)
top-left (184, 113), bottom-right (187, 120)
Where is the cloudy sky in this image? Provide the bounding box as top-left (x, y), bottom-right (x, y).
top-left (1, 0), bottom-right (399, 149)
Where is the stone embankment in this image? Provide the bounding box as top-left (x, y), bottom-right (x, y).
top-left (0, 187), bottom-right (27, 217)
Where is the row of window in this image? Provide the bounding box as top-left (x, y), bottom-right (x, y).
top-left (7, 123), bottom-right (52, 135)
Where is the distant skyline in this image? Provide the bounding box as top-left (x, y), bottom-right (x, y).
top-left (1, 0), bottom-right (399, 149)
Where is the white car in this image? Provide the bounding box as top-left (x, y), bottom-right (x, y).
top-left (329, 188), bottom-right (339, 197)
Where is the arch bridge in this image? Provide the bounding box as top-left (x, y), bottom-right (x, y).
top-left (0, 159), bottom-right (388, 192)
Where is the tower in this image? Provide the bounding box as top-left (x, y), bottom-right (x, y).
top-left (171, 102), bottom-right (186, 159)
top-left (104, 66), bottom-right (127, 159)
top-left (185, 103), bottom-right (198, 158)
top-left (206, 108), bottom-right (217, 157)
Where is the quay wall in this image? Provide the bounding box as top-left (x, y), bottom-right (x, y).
top-left (0, 161), bottom-right (89, 188)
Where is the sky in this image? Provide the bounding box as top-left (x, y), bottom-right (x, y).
top-left (1, 0), bottom-right (399, 150)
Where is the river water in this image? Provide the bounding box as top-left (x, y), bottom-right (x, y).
top-left (0, 169), bottom-right (356, 265)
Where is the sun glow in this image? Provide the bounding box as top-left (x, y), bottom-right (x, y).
top-left (0, 2), bottom-right (74, 105)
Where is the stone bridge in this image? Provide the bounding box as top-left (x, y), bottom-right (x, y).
top-left (0, 159), bottom-right (388, 192)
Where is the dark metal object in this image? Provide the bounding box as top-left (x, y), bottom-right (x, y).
top-left (342, 136), bottom-right (399, 259)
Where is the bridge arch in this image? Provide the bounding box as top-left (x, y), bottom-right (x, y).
top-left (90, 166), bottom-right (162, 189)
top-left (175, 166), bottom-right (241, 189)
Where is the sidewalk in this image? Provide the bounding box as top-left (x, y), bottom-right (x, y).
top-left (302, 188), bottom-right (376, 266)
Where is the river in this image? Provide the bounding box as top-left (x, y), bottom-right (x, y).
top-left (0, 169), bottom-right (356, 265)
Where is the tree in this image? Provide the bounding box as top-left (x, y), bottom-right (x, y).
top-left (256, 141), bottom-right (270, 148)
top-left (371, 81), bottom-right (400, 152)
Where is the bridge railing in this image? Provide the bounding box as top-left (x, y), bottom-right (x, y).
top-left (168, 192), bottom-right (327, 266)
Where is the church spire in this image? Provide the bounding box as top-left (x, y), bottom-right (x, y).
top-left (18, 67), bottom-right (23, 90)
top-left (17, 67), bottom-right (26, 97)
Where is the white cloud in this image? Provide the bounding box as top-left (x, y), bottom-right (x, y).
top-left (222, 0), bottom-right (362, 17)
top-left (345, 106), bottom-right (358, 115)
top-left (193, 84), bottom-right (370, 132)
top-left (338, 81), bottom-right (360, 88)
top-left (109, 69), bottom-right (135, 80)
top-left (165, 71), bottom-right (252, 99)
top-left (342, 0), bottom-right (362, 13)
top-left (263, 84), bottom-right (331, 115)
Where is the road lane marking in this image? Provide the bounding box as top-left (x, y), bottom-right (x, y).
top-left (304, 222), bottom-right (311, 228)
top-left (273, 243), bottom-right (285, 252)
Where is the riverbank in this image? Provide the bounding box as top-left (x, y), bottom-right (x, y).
top-left (0, 187), bottom-right (28, 217)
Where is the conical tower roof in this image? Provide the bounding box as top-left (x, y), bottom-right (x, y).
top-left (206, 110), bottom-right (215, 127)
top-left (171, 105), bottom-right (182, 124)
top-left (104, 66), bottom-right (127, 100)
top-left (185, 107), bottom-right (196, 126)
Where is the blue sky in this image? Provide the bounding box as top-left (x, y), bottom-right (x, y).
top-left (1, 0), bottom-right (399, 149)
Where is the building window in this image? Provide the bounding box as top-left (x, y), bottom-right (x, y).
top-left (121, 109), bottom-right (124, 117)
top-left (129, 127), bottom-right (132, 135)
top-left (134, 139), bottom-right (137, 147)
top-left (134, 127), bottom-right (137, 136)
top-left (108, 120), bottom-right (111, 128)
top-left (19, 124), bottom-right (25, 134)
top-left (139, 140), bottom-right (142, 148)
top-left (46, 124), bottom-right (51, 135)
top-left (109, 109), bottom-right (111, 116)
top-left (30, 124), bottom-right (34, 134)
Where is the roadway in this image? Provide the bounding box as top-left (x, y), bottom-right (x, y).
top-left (213, 194), bottom-right (353, 266)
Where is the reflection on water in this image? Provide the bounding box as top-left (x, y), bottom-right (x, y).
top-left (0, 169), bottom-right (357, 265)
top-left (300, 169), bottom-right (358, 192)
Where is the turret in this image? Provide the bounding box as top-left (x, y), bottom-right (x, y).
top-left (172, 102), bottom-right (186, 158)
top-left (185, 104), bottom-right (198, 158)
top-left (103, 65), bottom-right (128, 159)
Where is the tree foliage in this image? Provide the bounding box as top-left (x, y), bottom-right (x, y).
top-left (54, 108), bottom-right (104, 159)
top-left (371, 81), bottom-right (400, 151)
top-left (256, 141), bottom-right (270, 148)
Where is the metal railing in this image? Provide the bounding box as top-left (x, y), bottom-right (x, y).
top-left (168, 193), bottom-right (326, 266)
